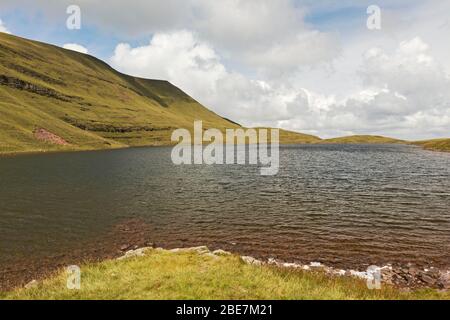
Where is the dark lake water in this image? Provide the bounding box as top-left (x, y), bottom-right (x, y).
top-left (1, 144), bottom-right (449, 270)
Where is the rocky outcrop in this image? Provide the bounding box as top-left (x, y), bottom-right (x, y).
top-left (0, 74), bottom-right (75, 101)
top-left (168, 246), bottom-right (210, 255)
top-left (381, 266), bottom-right (450, 290)
top-left (212, 249), bottom-right (232, 256)
top-left (61, 116), bottom-right (172, 133)
top-left (438, 272), bottom-right (450, 290)
top-left (117, 246), bottom-right (235, 262)
top-left (241, 256), bottom-right (263, 266)
top-left (256, 257), bottom-right (450, 290)
top-left (116, 247), bottom-right (153, 260)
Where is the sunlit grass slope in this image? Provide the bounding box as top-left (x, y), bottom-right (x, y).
top-left (264, 127), bottom-right (321, 144)
top-left (322, 135), bottom-right (405, 144)
top-left (1, 249), bottom-right (448, 300)
top-left (413, 138), bottom-right (450, 152)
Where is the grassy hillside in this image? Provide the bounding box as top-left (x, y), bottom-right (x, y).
top-left (412, 138), bottom-right (450, 152)
top-left (0, 33), bottom-right (324, 154)
top-left (0, 33), bottom-right (244, 154)
top-left (2, 249), bottom-right (447, 300)
top-left (322, 135), bottom-right (405, 144)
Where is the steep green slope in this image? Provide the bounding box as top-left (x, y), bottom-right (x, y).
top-left (0, 33), bottom-right (243, 154)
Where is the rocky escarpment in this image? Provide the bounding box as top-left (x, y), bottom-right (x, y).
top-left (0, 75), bottom-right (76, 102)
top-left (62, 116), bottom-right (172, 133)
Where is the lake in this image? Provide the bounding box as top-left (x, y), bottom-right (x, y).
top-left (1, 144), bottom-right (449, 272)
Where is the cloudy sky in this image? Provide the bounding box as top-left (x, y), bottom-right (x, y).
top-left (1, 0), bottom-right (449, 139)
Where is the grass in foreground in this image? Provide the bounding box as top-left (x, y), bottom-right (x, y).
top-left (1, 249), bottom-right (448, 300)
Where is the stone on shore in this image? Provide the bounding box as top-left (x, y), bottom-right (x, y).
top-left (212, 249), bottom-right (232, 256)
top-left (117, 247), bottom-right (152, 260)
top-left (241, 256), bottom-right (262, 266)
top-left (437, 272), bottom-right (450, 290)
top-left (169, 246), bottom-right (210, 255)
top-left (24, 280), bottom-right (38, 289)
top-left (115, 245), bottom-right (449, 291)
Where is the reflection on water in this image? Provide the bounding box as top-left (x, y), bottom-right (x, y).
top-left (0, 144), bottom-right (449, 269)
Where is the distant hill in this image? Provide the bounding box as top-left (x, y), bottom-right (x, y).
top-left (254, 127), bottom-right (321, 144)
top-left (321, 135), bottom-right (405, 144)
top-left (412, 138), bottom-right (450, 152)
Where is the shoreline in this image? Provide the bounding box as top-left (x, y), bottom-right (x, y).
top-left (122, 246), bottom-right (450, 291)
top-left (4, 247), bottom-right (449, 300)
top-left (3, 245), bottom-right (450, 296)
top-left (0, 142), bottom-right (171, 158)
top-left (1, 140), bottom-right (449, 158)
top-left (1, 219), bottom-right (449, 292)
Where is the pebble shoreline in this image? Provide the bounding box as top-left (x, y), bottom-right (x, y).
top-left (117, 245), bottom-right (450, 291)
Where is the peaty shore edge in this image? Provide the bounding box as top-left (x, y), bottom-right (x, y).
top-left (2, 246), bottom-right (449, 300)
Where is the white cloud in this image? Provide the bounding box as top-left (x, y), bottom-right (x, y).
top-left (0, 0), bottom-right (337, 74)
top-left (110, 31), bottom-right (300, 125)
top-left (191, 0), bottom-right (339, 73)
top-left (282, 37), bottom-right (450, 139)
top-left (242, 30), bottom-right (338, 76)
top-left (112, 31), bottom-right (226, 102)
top-left (63, 43), bottom-right (89, 54)
top-left (0, 19), bottom-right (10, 34)
top-left (112, 32), bottom-right (450, 140)
top-left (4, 0), bottom-right (449, 139)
